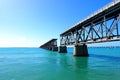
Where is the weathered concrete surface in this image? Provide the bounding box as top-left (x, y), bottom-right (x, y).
top-left (74, 44), bottom-right (89, 57)
top-left (52, 46), bottom-right (58, 51)
top-left (58, 46), bottom-right (67, 53)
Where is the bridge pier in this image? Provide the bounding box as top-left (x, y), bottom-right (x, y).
top-left (52, 46), bottom-right (58, 51)
top-left (74, 44), bottom-right (89, 57)
top-left (49, 47), bottom-right (52, 50)
top-left (58, 46), bottom-right (67, 53)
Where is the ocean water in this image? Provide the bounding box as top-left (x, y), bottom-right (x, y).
top-left (0, 47), bottom-right (120, 80)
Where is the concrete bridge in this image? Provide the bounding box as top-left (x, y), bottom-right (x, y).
top-left (59, 0), bottom-right (120, 56)
top-left (40, 38), bottom-right (67, 53)
top-left (40, 39), bottom-right (58, 51)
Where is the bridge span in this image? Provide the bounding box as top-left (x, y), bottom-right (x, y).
top-left (59, 0), bottom-right (120, 56)
top-left (40, 39), bottom-right (58, 51)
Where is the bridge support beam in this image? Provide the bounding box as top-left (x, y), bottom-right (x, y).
top-left (74, 44), bottom-right (89, 57)
top-left (52, 46), bottom-right (58, 51)
top-left (58, 46), bottom-right (67, 53)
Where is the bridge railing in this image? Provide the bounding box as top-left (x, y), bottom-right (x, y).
top-left (77, 0), bottom-right (120, 26)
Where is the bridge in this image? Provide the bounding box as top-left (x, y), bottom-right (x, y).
top-left (59, 0), bottom-right (120, 56)
top-left (40, 39), bottom-right (58, 51)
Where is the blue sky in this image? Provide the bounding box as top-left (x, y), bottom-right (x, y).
top-left (0, 0), bottom-right (119, 47)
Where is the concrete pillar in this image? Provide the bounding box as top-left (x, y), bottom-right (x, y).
top-left (74, 44), bottom-right (89, 57)
top-left (49, 47), bottom-right (53, 50)
top-left (52, 46), bottom-right (58, 51)
top-left (58, 46), bottom-right (67, 53)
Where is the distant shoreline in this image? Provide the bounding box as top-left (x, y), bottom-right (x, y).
top-left (0, 46), bottom-right (120, 48)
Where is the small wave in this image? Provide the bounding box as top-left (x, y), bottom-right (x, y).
top-left (90, 54), bottom-right (120, 61)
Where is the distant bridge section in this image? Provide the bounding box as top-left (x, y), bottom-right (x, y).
top-left (40, 39), bottom-right (58, 51)
top-left (59, 0), bottom-right (120, 56)
top-left (60, 0), bottom-right (120, 46)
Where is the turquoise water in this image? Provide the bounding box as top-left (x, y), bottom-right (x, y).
top-left (0, 47), bottom-right (120, 80)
